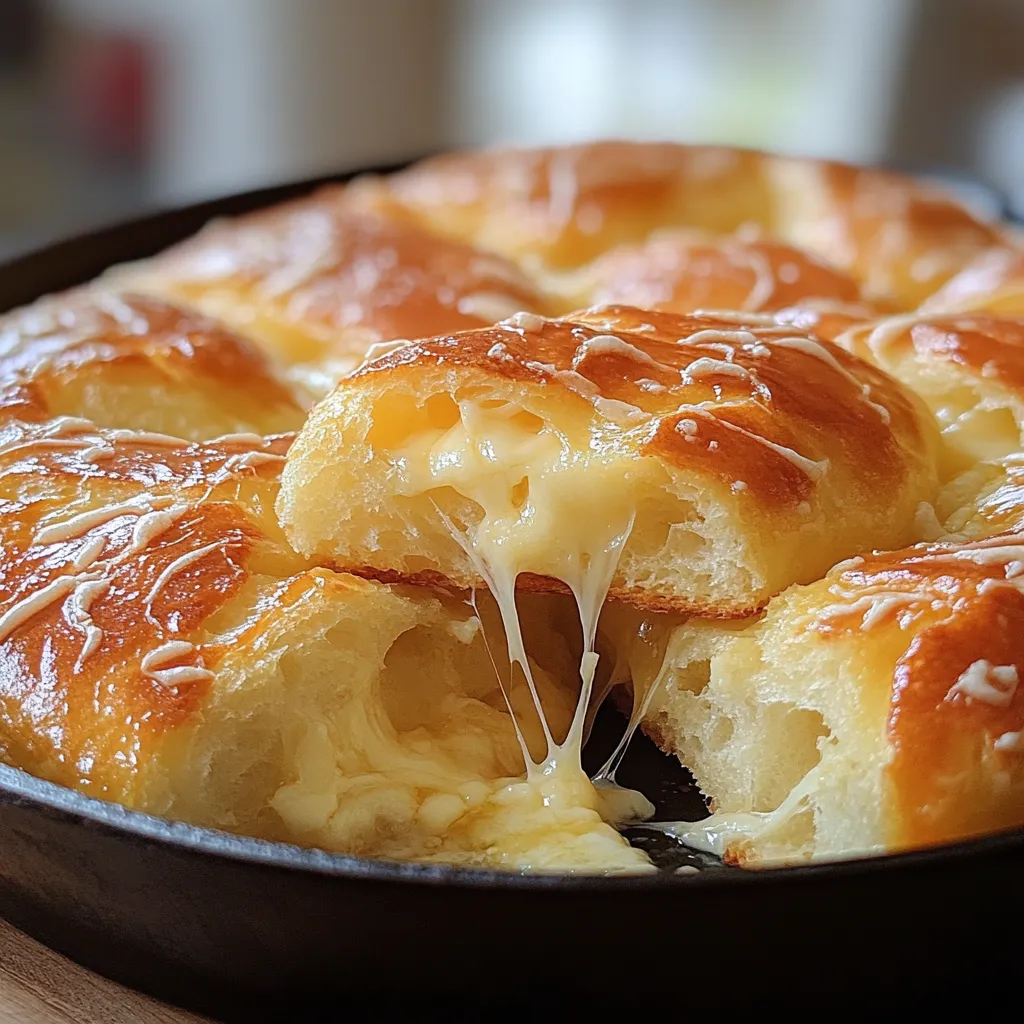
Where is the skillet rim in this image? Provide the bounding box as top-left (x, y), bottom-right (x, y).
top-left (4, 759), bottom-right (1024, 890)
top-left (0, 152), bottom-right (1022, 893)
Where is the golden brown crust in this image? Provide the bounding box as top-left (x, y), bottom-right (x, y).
top-left (0, 291), bottom-right (306, 435)
top-left (350, 143), bottom-right (781, 268)
top-left (120, 189), bottom-right (551, 365)
top-left (918, 246), bottom-right (1024, 315)
top-left (809, 534), bottom-right (1024, 847)
top-left (580, 237), bottom-right (867, 315)
top-left (0, 422), bottom-right (304, 801)
top-left (351, 140), bottom-right (1002, 308)
top-left (351, 305), bottom-right (926, 510)
top-left (889, 583), bottom-right (1024, 847)
top-left (781, 156), bottom-right (1004, 308)
top-left (842, 313), bottom-right (1024, 396)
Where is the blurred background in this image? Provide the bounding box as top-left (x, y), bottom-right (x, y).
top-left (1, 0), bottom-right (1023, 260)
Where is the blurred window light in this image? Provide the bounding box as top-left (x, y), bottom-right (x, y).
top-left (976, 82), bottom-right (1024, 221)
top-left (450, 0), bottom-right (918, 163)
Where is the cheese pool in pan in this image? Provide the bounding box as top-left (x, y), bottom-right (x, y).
top-left (279, 306), bottom-right (941, 832)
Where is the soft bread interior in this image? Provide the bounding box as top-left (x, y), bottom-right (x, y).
top-left (280, 346), bottom-right (938, 618)
top-left (628, 541), bottom-right (1024, 865)
top-left (140, 570), bottom-right (652, 873)
top-left (281, 366), bottom-right (762, 613)
top-left (632, 599), bottom-right (896, 865)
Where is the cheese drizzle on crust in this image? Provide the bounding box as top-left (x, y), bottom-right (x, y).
top-left (280, 305), bottom-right (939, 618)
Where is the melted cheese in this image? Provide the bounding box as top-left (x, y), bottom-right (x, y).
top-left (265, 605), bottom-right (653, 874)
top-left (349, 390), bottom-right (663, 871)
top-left (643, 764), bottom-right (822, 862)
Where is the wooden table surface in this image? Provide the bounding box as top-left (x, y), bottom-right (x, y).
top-left (0, 917), bottom-right (210, 1024)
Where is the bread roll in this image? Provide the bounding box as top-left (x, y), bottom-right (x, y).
top-left (565, 234), bottom-right (871, 317)
top-left (630, 532), bottom-right (1024, 865)
top-left (0, 419), bottom-right (647, 872)
top-left (279, 306), bottom-right (939, 617)
top-left (350, 141), bottom-right (1002, 308)
top-left (920, 247), bottom-right (1024, 316)
top-left (112, 189), bottom-right (550, 391)
top-left (835, 313), bottom-right (1024, 535)
top-left (0, 291), bottom-right (307, 438)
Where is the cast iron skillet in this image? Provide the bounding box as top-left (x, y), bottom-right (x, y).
top-left (0, 160), bottom-right (1021, 1021)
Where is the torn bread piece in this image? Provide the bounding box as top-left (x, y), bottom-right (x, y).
top-left (110, 189), bottom-right (551, 394)
top-left (835, 313), bottom-right (1024, 535)
top-left (629, 532), bottom-right (1024, 865)
top-left (0, 420), bottom-right (648, 874)
top-left (279, 306), bottom-right (940, 618)
top-left (0, 290), bottom-right (307, 437)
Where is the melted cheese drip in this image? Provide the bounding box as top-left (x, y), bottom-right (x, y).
top-left (370, 392), bottom-right (661, 871)
top-left (144, 540), bottom-right (225, 627)
top-left (34, 496), bottom-right (174, 545)
top-left (573, 334), bottom-right (663, 369)
top-left (0, 575), bottom-right (83, 643)
top-left (643, 763), bottom-right (821, 861)
top-left (64, 578), bottom-right (110, 669)
top-left (501, 311), bottom-right (548, 333)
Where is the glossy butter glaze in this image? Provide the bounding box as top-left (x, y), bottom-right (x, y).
top-left (0, 292), bottom-right (306, 436)
top-left (0, 424), bottom-right (298, 801)
top-left (120, 192), bottom-right (550, 368)
top-left (354, 305), bottom-right (929, 510)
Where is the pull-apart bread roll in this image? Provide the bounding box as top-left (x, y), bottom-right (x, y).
top-left (919, 246), bottom-right (1024, 316)
top-left (350, 141), bottom-right (1002, 308)
top-left (567, 235), bottom-right (872, 320)
top-left (112, 187), bottom-right (550, 392)
top-left (0, 290), bottom-right (306, 438)
top-left (279, 306), bottom-right (939, 618)
top-left (0, 420), bottom-right (648, 872)
top-left (634, 533), bottom-right (1024, 865)
top-left (566, 234), bottom-right (877, 345)
top-left (835, 313), bottom-right (1024, 535)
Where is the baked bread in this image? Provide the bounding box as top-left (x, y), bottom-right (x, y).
top-left (629, 532), bottom-right (1024, 865)
top-left (111, 190), bottom-right (551, 393)
top-left (920, 246), bottom-right (1024, 316)
top-left (349, 141), bottom-right (1003, 308)
top-left (562, 234), bottom-right (872, 317)
top-left (279, 305), bottom-right (939, 617)
top-left (0, 419), bottom-right (647, 872)
top-left (1, 140), bottom-right (1022, 872)
top-left (834, 313), bottom-right (1024, 535)
top-left (0, 290), bottom-right (307, 437)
